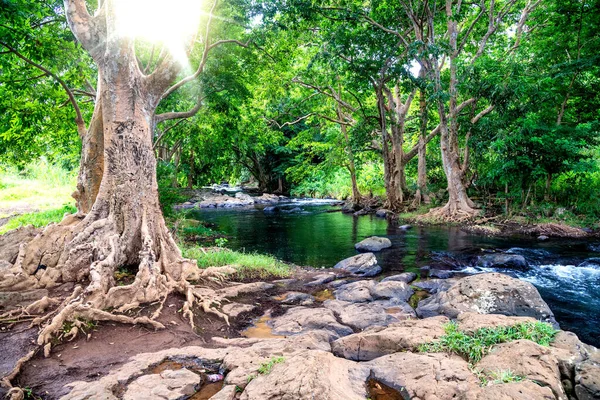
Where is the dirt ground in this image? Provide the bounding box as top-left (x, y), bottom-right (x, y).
top-left (1, 269), bottom-right (335, 399)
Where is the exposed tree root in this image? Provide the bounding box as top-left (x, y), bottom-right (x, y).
top-left (0, 349), bottom-right (36, 399)
top-left (421, 200), bottom-right (481, 222)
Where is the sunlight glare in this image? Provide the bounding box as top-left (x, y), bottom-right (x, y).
top-left (115, 0), bottom-right (203, 66)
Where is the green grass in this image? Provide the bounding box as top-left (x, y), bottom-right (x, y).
top-left (418, 321), bottom-right (557, 364)
top-left (0, 204), bottom-right (77, 234)
top-left (0, 160), bottom-right (76, 218)
top-left (182, 246), bottom-right (293, 279)
top-left (257, 356), bottom-right (285, 374)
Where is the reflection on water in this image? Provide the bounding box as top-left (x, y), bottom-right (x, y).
top-left (192, 204), bottom-right (600, 347)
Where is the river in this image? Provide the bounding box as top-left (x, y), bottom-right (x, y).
top-left (190, 202), bottom-right (600, 347)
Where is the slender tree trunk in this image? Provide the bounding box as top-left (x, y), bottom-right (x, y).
top-left (376, 86), bottom-right (401, 210)
top-left (414, 86), bottom-right (430, 205)
top-left (187, 150), bottom-right (195, 189)
top-left (337, 99), bottom-right (361, 204)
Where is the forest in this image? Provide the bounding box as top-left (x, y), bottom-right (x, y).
top-left (1, 0), bottom-right (600, 399)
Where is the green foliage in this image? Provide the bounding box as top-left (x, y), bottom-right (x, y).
top-left (257, 356), bottom-right (285, 375)
top-left (418, 321), bottom-right (557, 364)
top-left (182, 247), bottom-right (292, 279)
top-left (0, 204), bottom-right (76, 234)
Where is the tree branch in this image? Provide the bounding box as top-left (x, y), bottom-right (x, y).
top-left (0, 41), bottom-right (86, 136)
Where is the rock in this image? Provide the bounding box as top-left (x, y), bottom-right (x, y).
top-left (415, 273), bottom-right (557, 326)
top-left (0, 225), bottom-right (39, 263)
top-left (476, 339), bottom-right (566, 399)
top-left (371, 281), bottom-right (413, 302)
top-left (332, 316), bottom-right (449, 361)
top-left (222, 303), bottom-right (257, 318)
top-left (399, 224), bottom-right (412, 230)
top-left (429, 269), bottom-right (455, 279)
top-left (342, 202), bottom-right (360, 214)
top-left (305, 272), bottom-right (338, 286)
top-left (550, 330), bottom-right (590, 382)
top-left (240, 350), bottom-right (369, 400)
top-left (413, 278), bottom-right (458, 294)
top-left (333, 253), bottom-right (382, 277)
top-left (235, 192), bottom-right (254, 202)
top-left (323, 300), bottom-right (413, 331)
top-left (123, 368), bottom-right (199, 400)
top-left (375, 209), bottom-right (393, 218)
top-left (199, 194), bottom-right (253, 208)
top-left (575, 360), bottom-right (600, 400)
top-left (354, 236), bottom-right (392, 252)
top-left (353, 208), bottom-right (370, 216)
top-left (270, 306), bottom-right (353, 339)
top-left (254, 193), bottom-right (280, 204)
top-left (263, 206), bottom-right (279, 213)
top-left (538, 235), bottom-right (550, 241)
top-left (381, 272), bottom-right (417, 284)
top-left (277, 291), bottom-right (315, 306)
top-left (477, 253), bottom-right (529, 270)
top-left (366, 351), bottom-right (480, 399)
top-left (476, 381), bottom-right (555, 399)
top-left (335, 280), bottom-right (376, 302)
top-left (456, 312), bottom-right (535, 334)
top-left (577, 258), bottom-right (600, 269)
top-left (289, 207), bottom-right (302, 213)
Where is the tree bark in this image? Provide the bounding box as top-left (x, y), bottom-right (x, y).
top-left (413, 85), bottom-right (430, 206)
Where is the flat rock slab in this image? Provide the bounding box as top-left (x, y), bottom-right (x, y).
top-left (240, 350), bottom-right (369, 400)
top-left (381, 272), bottom-right (417, 284)
top-left (334, 279), bottom-right (414, 304)
top-left (222, 303), bottom-right (257, 318)
top-left (332, 316), bottom-right (449, 361)
top-left (323, 300), bottom-right (413, 331)
top-left (276, 291), bottom-right (315, 306)
top-left (334, 253), bottom-right (382, 277)
top-left (123, 368), bottom-right (199, 400)
top-left (456, 312), bottom-right (536, 334)
top-left (355, 236), bottom-right (392, 252)
top-left (416, 273), bottom-right (557, 326)
top-left (476, 339), bottom-right (566, 399)
top-left (365, 351), bottom-right (479, 399)
top-left (270, 306), bottom-right (353, 339)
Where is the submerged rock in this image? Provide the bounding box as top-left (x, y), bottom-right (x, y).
top-left (354, 236), bottom-right (392, 252)
top-left (375, 209), bottom-right (393, 218)
top-left (416, 273), bottom-right (557, 326)
top-left (333, 253), bottom-right (382, 277)
top-left (477, 253), bottom-right (529, 270)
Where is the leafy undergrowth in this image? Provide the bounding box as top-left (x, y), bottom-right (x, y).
top-left (0, 160), bottom-right (76, 218)
top-left (183, 246), bottom-right (293, 279)
top-left (418, 321), bottom-right (558, 364)
top-left (0, 204), bottom-right (77, 234)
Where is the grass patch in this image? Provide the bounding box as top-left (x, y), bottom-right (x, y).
top-left (183, 246), bottom-right (293, 279)
top-left (418, 321), bottom-right (557, 364)
top-left (0, 160), bottom-right (76, 218)
top-left (247, 356), bottom-right (285, 383)
top-left (0, 204), bottom-right (76, 234)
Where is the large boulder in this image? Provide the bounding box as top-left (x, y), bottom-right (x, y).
top-left (332, 316), bottom-right (449, 361)
top-left (476, 381), bottom-right (555, 399)
top-left (575, 360), bottom-right (600, 400)
top-left (456, 312), bottom-right (536, 334)
top-left (476, 339), bottom-right (566, 399)
top-left (355, 236), bottom-right (392, 252)
top-left (413, 278), bottom-right (458, 294)
top-left (333, 253), bottom-right (382, 277)
top-left (375, 209), bottom-right (393, 218)
top-left (240, 350), bottom-right (369, 400)
top-left (477, 253), bottom-right (528, 270)
top-left (270, 306), bottom-right (353, 339)
top-left (416, 273), bottom-right (557, 326)
top-left (371, 280), bottom-right (413, 302)
top-left (365, 352), bottom-right (480, 399)
top-left (335, 280), bottom-right (376, 302)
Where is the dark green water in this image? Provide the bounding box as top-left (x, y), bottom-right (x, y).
top-left (192, 203), bottom-right (600, 347)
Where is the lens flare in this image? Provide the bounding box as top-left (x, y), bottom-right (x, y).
top-left (115, 0), bottom-right (203, 65)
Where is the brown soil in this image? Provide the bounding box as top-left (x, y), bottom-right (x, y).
top-left (4, 268), bottom-right (337, 399)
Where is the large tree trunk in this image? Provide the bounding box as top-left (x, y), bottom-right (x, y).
top-left (72, 79), bottom-right (104, 214)
top-left (0, 2), bottom-right (233, 355)
top-left (413, 87), bottom-right (430, 206)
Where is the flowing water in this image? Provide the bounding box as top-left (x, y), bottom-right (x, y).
top-left (191, 202), bottom-right (600, 347)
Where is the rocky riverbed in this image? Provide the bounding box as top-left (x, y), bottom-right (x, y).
top-left (6, 251), bottom-right (595, 400)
